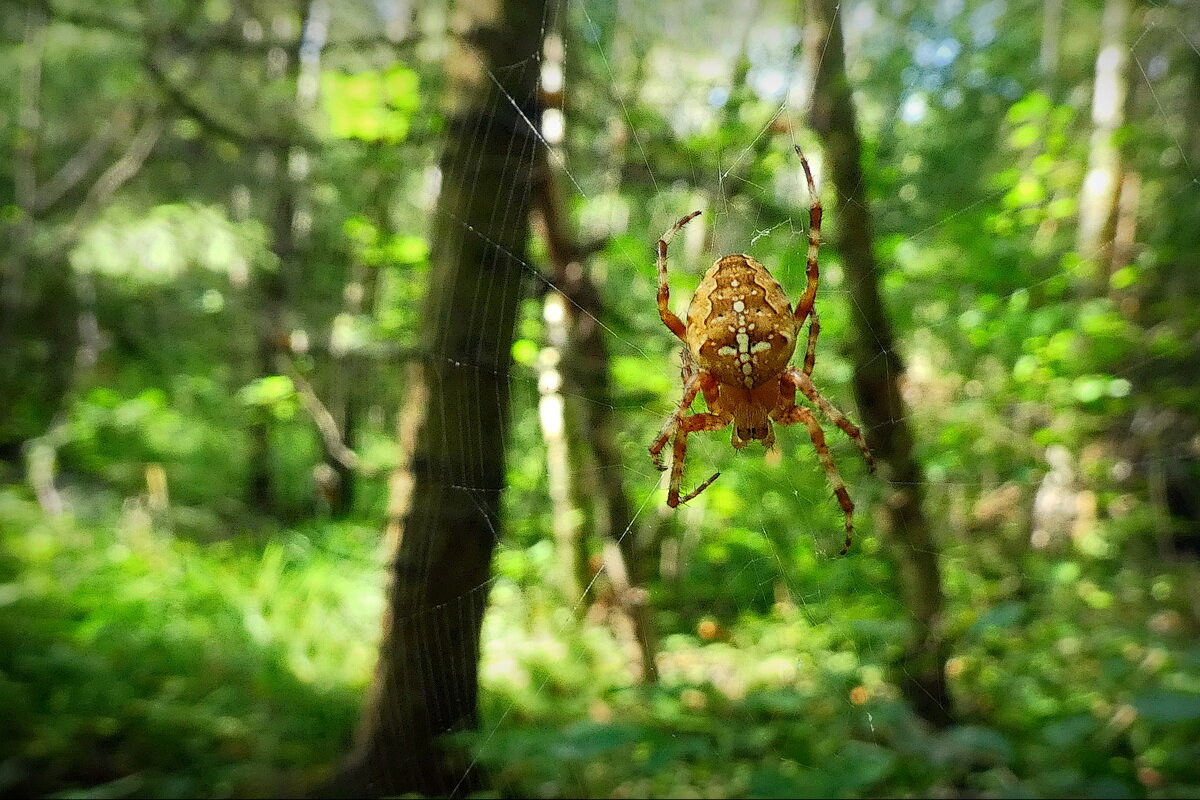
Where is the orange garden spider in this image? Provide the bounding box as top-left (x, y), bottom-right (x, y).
top-left (648, 146), bottom-right (875, 554)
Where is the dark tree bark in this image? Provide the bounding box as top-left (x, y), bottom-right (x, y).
top-left (247, 140), bottom-right (294, 513)
top-left (804, 0), bottom-right (955, 728)
top-left (328, 0), bottom-right (546, 795)
top-left (248, 1), bottom-right (324, 515)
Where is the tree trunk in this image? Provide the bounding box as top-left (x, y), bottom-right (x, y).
top-left (248, 143), bottom-right (293, 513)
top-left (2, 6), bottom-right (157, 475)
top-left (1076, 0), bottom-right (1132, 286)
top-left (1039, 0), bottom-right (1064, 92)
top-left (0, 6), bottom-right (77, 469)
top-left (532, 149), bottom-right (661, 683)
top-left (330, 0), bottom-right (545, 795)
top-left (1189, 1), bottom-right (1200, 168)
top-left (537, 289), bottom-right (588, 603)
top-left (804, 0), bottom-right (954, 728)
top-left (301, 0), bottom-right (362, 518)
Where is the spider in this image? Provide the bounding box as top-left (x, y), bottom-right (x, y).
top-left (648, 146), bottom-right (875, 555)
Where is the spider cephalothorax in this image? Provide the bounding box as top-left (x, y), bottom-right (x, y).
top-left (649, 146), bottom-right (875, 554)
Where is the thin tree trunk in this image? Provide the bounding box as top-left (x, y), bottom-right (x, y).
top-left (298, 0), bottom-right (363, 517)
top-left (804, 0), bottom-right (954, 728)
top-left (532, 149), bottom-right (661, 683)
top-left (249, 1), bottom-right (310, 513)
top-left (1039, 0), bottom-right (1064, 91)
top-left (3, 4), bottom-right (42, 319)
top-left (250, 0), bottom-right (331, 516)
top-left (1076, 0), bottom-right (1132, 285)
top-left (0, 5), bottom-right (44, 465)
top-left (248, 142), bottom-right (292, 512)
top-left (537, 289), bottom-right (588, 603)
top-left (0, 5), bottom-right (77, 469)
top-left (1189, 1), bottom-right (1200, 167)
top-left (314, 145), bottom-right (390, 517)
top-left (330, 0), bottom-right (545, 794)
top-left (2, 6), bottom-right (155, 472)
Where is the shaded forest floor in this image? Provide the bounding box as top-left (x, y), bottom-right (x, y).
top-left (2, 486), bottom-right (1198, 799)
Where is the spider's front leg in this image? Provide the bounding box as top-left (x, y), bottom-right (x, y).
top-left (655, 211), bottom-right (702, 341)
top-left (801, 309), bottom-right (820, 376)
top-left (649, 370), bottom-right (704, 471)
top-left (667, 409), bottom-right (730, 507)
top-left (792, 146), bottom-right (823, 329)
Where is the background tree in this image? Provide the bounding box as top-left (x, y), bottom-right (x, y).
top-left (331, 0), bottom-right (546, 794)
top-left (805, 0), bottom-right (954, 727)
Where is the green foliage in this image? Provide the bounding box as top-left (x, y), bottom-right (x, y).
top-left (3, 0), bottom-right (1200, 797)
top-left (0, 489), bottom-right (382, 798)
top-left (237, 375), bottom-right (298, 419)
top-left (71, 204), bottom-right (272, 284)
top-left (4, 479), bottom-right (1199, 797)
top-left (472, 546), bottom-right (1200, 798)
top-left (321, 65), bottom-right (421, 143)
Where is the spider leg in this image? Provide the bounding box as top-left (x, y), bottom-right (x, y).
top-left (668, 411), bottom-right (730, 508)
top-left (802, 308), bottom-right (820, 377)
top-left (774, 401), bottom-right (856, 556)
top-left (673, 469), bottom-right (720, 507)
top-left (786, 367), bottom-right (875, 472)
top-left (649, 370), bottom-right (703, 471)
top-left (650, 368), bottom-right (722, 468)
top-left (656, 211), bottom-right (702, 341)
top-left (792, 146), bottom-right (822, 328)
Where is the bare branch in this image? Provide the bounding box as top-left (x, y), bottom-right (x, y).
top-left (34, 116), bottom-right (128, 215)
top-left (37, 0), bottom-right (421, 56)
top-left (15, 5), bottom-right (46, 215)
top-left (281, 358), bottom-right (362, 472)
top-left (66, 114), bottom-right (163, 239)
top-left (143, 56), bottom-right (274, 146)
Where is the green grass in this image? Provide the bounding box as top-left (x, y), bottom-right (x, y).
top-left (2, 486), bottom-right (1199, 798)
top-left (0, 489), bottom-right (380, 798)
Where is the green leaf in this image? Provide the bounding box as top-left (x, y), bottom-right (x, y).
top-left (969, 601), bottom-right (1026, 636)
top-left (236, 375), bottom-right (295, 407)
top-left (945, 725), bottom-right (1015, 764)
top-left (1071, 376), bottom-right (1108, 404)
top-left (1133, 691), bottom-right (1200, 723)
top-left (321, 66), bottom-right (421, 142)
top-left (387, 235), bottom-right (430, 265)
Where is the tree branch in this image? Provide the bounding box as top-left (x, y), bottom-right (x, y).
top-left (15, 5), bottom-right (45, 217)
top-left (65, 113), bottom-right (163, 240)
top-left (280, 357), bottom-right (362, 472)
top-left (34, 115), bottom-right (128, 215)
top-left (143, 56), bottom-right (288, 147)
top-left (38, 0), bottom-right (421, 56)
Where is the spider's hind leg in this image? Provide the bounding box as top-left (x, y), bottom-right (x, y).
top-left (672, 468), bottom-right (720, 507)
top-left (787, 367), bottom-right (875, 472)
top-left (775, 402), bottom-right (857, 555)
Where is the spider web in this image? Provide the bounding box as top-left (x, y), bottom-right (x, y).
top-left (355, 0), bottom-right (1200, 795)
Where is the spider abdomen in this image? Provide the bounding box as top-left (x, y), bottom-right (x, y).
top-left (685, 254), bottom-right (798, 389)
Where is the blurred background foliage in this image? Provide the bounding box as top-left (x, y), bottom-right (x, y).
top-left (1, 0), bottom-right (1199, 797)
